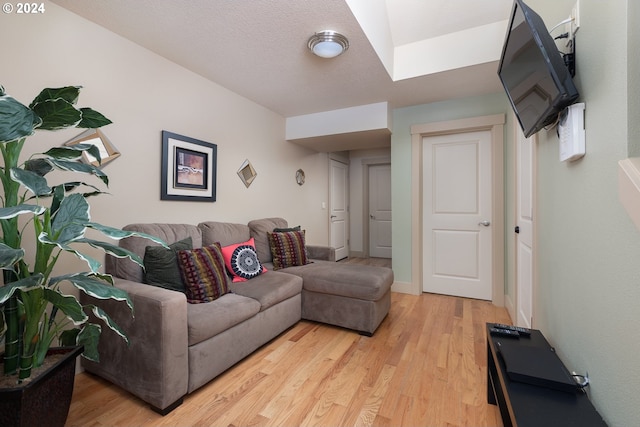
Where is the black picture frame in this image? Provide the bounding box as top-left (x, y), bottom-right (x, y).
top-left (161, 131), bottom-right (217, 202)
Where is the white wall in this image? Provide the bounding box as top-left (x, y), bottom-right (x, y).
top-left (1, 3), bottom-right (330, 277)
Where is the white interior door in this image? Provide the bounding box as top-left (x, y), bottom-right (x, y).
top-left (329, 159), bottom-right (349, 261)
top-left (369, 164), bottom-right (392, 258)
top-left (516, 124), bottom-right (534, 328)
top-left (422, 130), bottom-right (493, 300)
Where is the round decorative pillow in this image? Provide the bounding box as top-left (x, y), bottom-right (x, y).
top-left (230, 245), bottom-right (263, 280)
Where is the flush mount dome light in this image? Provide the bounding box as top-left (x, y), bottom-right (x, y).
top-left (308, 31), bottom-right (349, 58)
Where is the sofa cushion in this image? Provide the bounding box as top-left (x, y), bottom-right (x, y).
top-left (143, 237), bottom-right (192, 292)
top-left (187, 293), bottom-right (261, 346)
top-left (107, 223), bottom-right (202, 283)
top-left (248, 217), bottom-right (288, 263)
top-left (229, 271), bottom-right (302, 311)
top-left (220, 238), bottom-right (266, 282)
top-left (285, 261), bottom-right (393, 301)
top-left (267, 230), bottom-right (310, 270)
top-left (177, 243), bottom-right (230, 304)
top-left (199, 221), bottom-right (250, 247)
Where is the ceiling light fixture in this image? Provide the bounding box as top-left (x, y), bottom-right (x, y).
top-left (308, 31), bottom-right (349, 58)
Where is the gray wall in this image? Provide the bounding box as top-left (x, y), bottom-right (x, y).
top-left (391, 92), bottom-right (513, 286)
top-left (530, 1), bottom-right (640, 425)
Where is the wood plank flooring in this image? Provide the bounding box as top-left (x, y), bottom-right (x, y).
top-left (66, 266), bottom-right (511, 426)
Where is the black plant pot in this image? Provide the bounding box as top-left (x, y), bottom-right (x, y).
top-left (0, 346), bottom-right (83, 427)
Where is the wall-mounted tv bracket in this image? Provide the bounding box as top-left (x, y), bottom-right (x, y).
top-left (552, 24), bottom-right (577, 77)
top-left (551, 2), bottom-right (580, 78)
top-left (563, 38), bottom-right (576, 77)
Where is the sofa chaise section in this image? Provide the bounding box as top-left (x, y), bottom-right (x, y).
top-left (247, 218), bottom-right (393, 336)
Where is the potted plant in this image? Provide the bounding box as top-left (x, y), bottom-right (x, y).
top-left (0, 85), bottom-right (165, 426)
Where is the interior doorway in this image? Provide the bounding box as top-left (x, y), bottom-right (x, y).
top-left (329, 158), bottom-right (349, 261)
top-left (368, 163), bottom-right (392, 258)
top-left (422, 130), bottom-right (493, 300)
top-left (514, 117), bottom-right (535, 328)
top-left (410, 114), bottom-right (505, 305)
top-left (361, 157), bottom-right (392, 259)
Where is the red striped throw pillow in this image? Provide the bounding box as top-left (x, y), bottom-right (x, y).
top-left (267, 230), bottom-right (309, 270)
top-left (177, 243), bottom-right (230, 303)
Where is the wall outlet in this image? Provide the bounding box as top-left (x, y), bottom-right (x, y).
top-left (571, 0), bottom-right (581, 36)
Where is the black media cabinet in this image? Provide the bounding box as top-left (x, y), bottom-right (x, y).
top-left (486, 323), bottom-right (607, 427)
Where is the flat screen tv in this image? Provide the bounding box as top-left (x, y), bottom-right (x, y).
top-left (498, 0), bottom-right (579, 137)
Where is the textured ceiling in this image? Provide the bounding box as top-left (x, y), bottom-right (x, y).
top-left (51, 0), bottom-right (512, 119)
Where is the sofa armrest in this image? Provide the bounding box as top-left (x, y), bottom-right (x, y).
top-left (80, 278), bottom-right (189, 413)
top-left (306, 245), bottom-right (336, 262)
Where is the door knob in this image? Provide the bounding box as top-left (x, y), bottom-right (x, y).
top-left (330, 215), bottom-right (337, 219)
top-left (370, 214), bottom-right (376, 220)
top-left (478, 220), bottom-right (491, 226)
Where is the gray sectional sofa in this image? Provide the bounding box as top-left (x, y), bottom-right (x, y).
top-left (81, 217), bottom-right (393, 414)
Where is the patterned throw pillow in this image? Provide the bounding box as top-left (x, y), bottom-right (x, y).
top-left (220, 238), bottom-right (266, 282)
top-left (143, 237), bottom-right (192, 292)
top-left (177, 243), bottom-right (230, 303)
top-left (267, 230), bottom-right (309, 270)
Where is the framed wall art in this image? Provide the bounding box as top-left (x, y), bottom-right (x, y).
top-left (161, 130), bottom-right (217, 202)
top-left (64, 128), bottom-right (120, 168)
top-left (237, 159), bottom-right (257, 188)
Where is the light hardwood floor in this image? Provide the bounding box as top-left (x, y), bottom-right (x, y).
top-left (66, 261), bottom-right (511, 427)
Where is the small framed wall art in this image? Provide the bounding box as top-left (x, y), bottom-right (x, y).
top-left (161, 130), bottom-right (217, 202)
top-left (64, 129), bottom-right (120, 168)
top-left (237, 159), bottom-right (257, 188)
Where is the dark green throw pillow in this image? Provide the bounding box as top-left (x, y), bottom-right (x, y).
top-left (144, 237), bottom-right (192, 292)
top-left (273, 225), bottom-right (301, 232)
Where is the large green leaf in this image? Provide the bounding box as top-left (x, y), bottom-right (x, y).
top-left (37, 234), bottom-right (102, 272)
top-left (86, 222), bottom-right (168, 246)
top-left (77, 323), bottom-right (101, 362)
top-left (45, 158), bottom-right (108, 186)
top-left (90, 305), bottom-right (129, 344)
top-left (78, 108), bottom-right (112, 129)
top-left (68, 248), bottom-right (102, 273)
top-left (30, 98), bottom-right (81, 130)
top-left (77, 238), bottom-right (144, 266)
top-left (43, 288), bottom-right (88, 325)
top-left (24, 158), bottom-right (54, 177)
top-left (59, 181), bottom-right (103, 194)
top-left (29, 86), bottom-right (81, 108)
top-left (0, 243), bottom-right (24, 269)
top-left (50, 184), bottom-right (65, 216)
top-left (50, 193), bottom-right (89, 243)
top-left (43, 143), bottom-right (100, 161)
top-left (59, 328), bottom-right (80, 347)
top-left (0, 274), bottom-right (44, 304)
top-left (0, 204), bottom-right (46, 219)
top-left (10, 168), bottom-right (51, 197)
top-left (0, 92), bottom-right (41, 143)
top-left (65, 273), bottom-right (132, 311)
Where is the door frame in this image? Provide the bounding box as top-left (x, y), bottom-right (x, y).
top-left (362, 157), bottom-right (391, 258)
top-left (509, 116), bottom-right (537, 327)
top-left (328, 156), bottom-right (350, 261)
top-left (410, 114), bottom-right (505, 306)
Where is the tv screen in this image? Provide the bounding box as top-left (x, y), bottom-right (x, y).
top-left (498, 0), bottom-right (579, 137)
